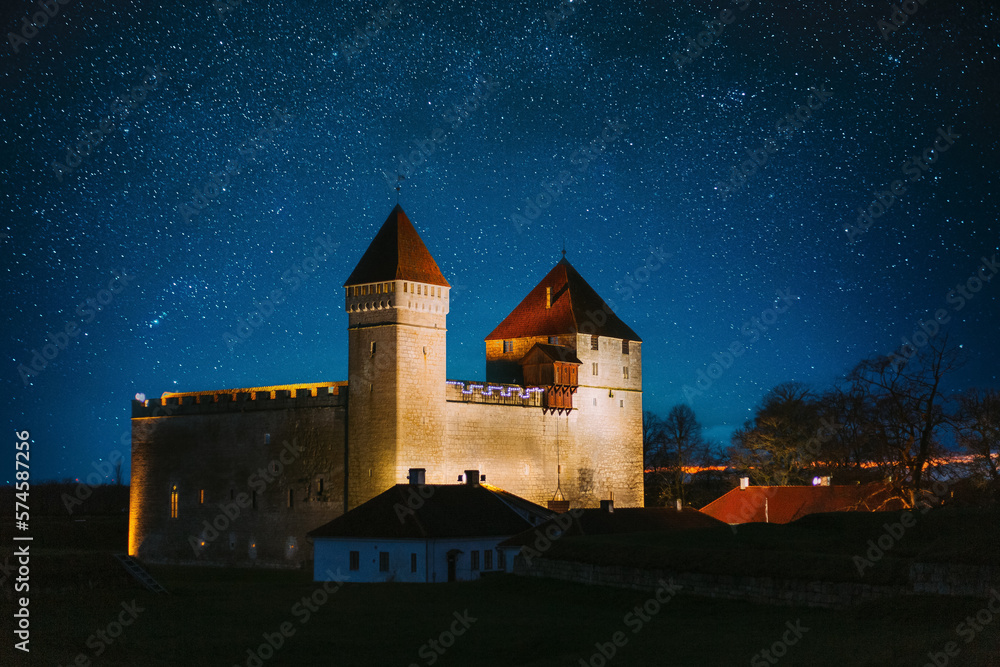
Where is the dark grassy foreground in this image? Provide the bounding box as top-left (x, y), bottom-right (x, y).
top-left (6, 566), bottom-right (1000, 667)
top-left (2, 513), bottom-right (998, 666)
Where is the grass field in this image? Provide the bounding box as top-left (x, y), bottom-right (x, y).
top-left (2, 513), bottom-right (998, 666)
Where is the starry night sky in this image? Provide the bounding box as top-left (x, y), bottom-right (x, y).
top-left (3, 0), bottom-right (998, 482)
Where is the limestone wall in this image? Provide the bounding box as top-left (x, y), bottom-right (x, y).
top-left (129, 391), bottom-right (347, 568)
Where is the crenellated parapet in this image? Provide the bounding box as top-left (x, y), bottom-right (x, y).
top-left (445, 380), bottom-right (546, 408)
top-left (131, 382), bottom-right (348, 418)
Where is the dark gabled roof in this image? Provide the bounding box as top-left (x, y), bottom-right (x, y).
top-left (344, 205), bottom-right (449, 287)
top-left (498, 507), bottom-right (724, 547)
top-left (698, 483), bottom-right (905, 525)
top-left (307, 484), bottom-right (550, 540)
top-left (485, 258), bottom-right (640, 342)
top-left (519, 343), bottom-right (582, 365)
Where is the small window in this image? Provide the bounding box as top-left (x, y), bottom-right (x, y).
top-left (170, 486), bottom-right (178, 518)
top-left (288, 489), bottom-right (294, 509)
top-left (379, 552), bottom-right (389, 572)
top-left (503, 340), bottom-right (513, 353)
top-left (622, 340), bottom-right (630, 354)
top-left (370, 341), bottom-right (376, 355)
top-left (484, 549), bottom-right (493, 570)
top-left (317, 478), bottom-right (324, 495)
top-left (497, 549), bottom-right (506, 570)
top-left (592, 362), bottom-right (599, 376)
top-left (265, 433), bottom-right (270, 444)
top-left (593, 398), bottom-right (597, 406)
top-left (410, 553), bottom-right (417, 573)
top-left (548, 336), bottom-right (559, 345)
top-left (251, 491), bottom-right (257, 510)
top-left (471, 550), bottom-right (480, 570)
top-left (349, 551), bottom-right (360, 571)
top-left (620, 399), bottom-right (624, 408)
top-left (199, 489), bottom-right (204, 504)
top-left (403, 283), bottom-right (408, 293)
top-left (591, 335), bottom-right (599, 351)
top-left (623, 366), bottom-right (629, 380)
top-left (417, 285), bottom-right (422, 295)
top-left (230, 488), bottom-right (235, 500)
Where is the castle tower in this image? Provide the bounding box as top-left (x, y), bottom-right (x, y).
top-left (484, 257), bottom-right (644, 506)
top-left (344, 205), bottom-right (450, 509)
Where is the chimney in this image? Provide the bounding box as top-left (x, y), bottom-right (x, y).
top-left (740, 477), bottom-right (750, 490)
top-left (546, 287), bottom-right (551, 309)
top-left (600, 499), bottom-right (614, 513)
top-left (408, 468), bottom-right (426, 485)
top-left (464, 470), bottom-right (480, 487)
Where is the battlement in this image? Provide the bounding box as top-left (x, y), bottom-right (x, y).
top-left (445, 380), bottom-right (547, 408)
top-left (131, 382), bottom-right (348, 418)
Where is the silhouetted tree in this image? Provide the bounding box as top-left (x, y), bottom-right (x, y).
top-left (952, 387), bottom-right (1000, 501)
top-left (846, 335), bottom-right (963, 507)
top-left (728, 382), bottom-right (821, 486)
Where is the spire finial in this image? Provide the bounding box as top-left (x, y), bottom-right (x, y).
top-left (561, 241), bottom-right (566, 259)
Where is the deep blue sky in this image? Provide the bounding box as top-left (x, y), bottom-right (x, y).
top-left (3, 0), bottom-right (998, 482)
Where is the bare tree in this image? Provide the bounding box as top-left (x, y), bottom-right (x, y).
top-left (659, 404), bottom-right (709, 505)
top-left (113, 458), bottom-right (125, 486)
top-left (952, 387), bottom-right (1000, 500)
top-left (643, 407), bottom-right (711, 505)
top-left (847, 335), bottom-right (963, 508)
top-left (728, 382), bottom-right (821, 486)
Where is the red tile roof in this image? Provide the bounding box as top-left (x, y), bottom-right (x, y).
top-left (699, 483), bottom-right (904, 525)
top-left (344, 205), bottom-right (450, 287)
top-left (486, 258), bottom-right (640, 341)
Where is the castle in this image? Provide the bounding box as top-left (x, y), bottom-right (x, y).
top-left (128, 205), bottom-right (643, 566)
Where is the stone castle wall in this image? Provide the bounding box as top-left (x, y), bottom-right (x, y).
top-left (129, 386), bottom-right (347, 567)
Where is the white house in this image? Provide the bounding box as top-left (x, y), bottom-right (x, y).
top-left (308, 469), bottom-right (552, 583)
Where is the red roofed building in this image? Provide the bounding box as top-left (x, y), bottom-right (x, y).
top-left (699, 481), bottom-right (905, 525)
top-left (130, 205), bottom-right (645, 568)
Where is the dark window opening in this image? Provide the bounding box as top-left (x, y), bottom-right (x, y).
top-left (349, 551), bottom-right (359, 571)
top-left (379, 552), bottom-right (389, 572)
top-left (410, 553), bottom-right (417, 573)
top-left (591, 335), bottom-right (599, 350)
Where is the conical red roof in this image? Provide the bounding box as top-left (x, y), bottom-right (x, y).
top-left (485, 258), bottom-right (640, 341)
top-left (344, 205), bottom-right (450, 287)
